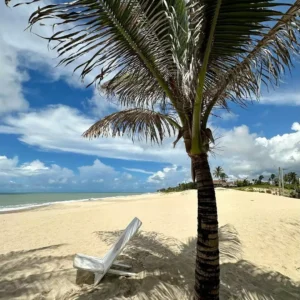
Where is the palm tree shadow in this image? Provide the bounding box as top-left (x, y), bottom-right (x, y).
top-left (0, 244), bottom-right (78, 299)
top-left (1, 228), bottom-right (298, 300)
top-left (221, 260), bottom-right (300, 300)
top-left (67, 224), bottom-right (299, 300)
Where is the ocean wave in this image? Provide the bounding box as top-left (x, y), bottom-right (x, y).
top-left (0, 193), bottom-right (144, 213)
top-left (0, 198), bottom-right (94, 213)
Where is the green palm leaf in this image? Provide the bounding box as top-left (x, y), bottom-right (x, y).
top-left (213, 166), bottom-right (224, 179)
top-left (82, 108), bottom-right (181, 144)
top-left (23, 0), bottom-right (179, 103)
top-left (202, 1), bottom-right (300, 125)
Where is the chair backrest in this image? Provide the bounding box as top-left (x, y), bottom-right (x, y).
top-left (103, 217), bottom-right (142, 269)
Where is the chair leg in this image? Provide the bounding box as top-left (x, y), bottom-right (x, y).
top-left (108, 269), bottom-right (137, 277)
top-left (112, 261), bottom-right (132, 269)
top-left (94, 272), bottom-right (105, 285)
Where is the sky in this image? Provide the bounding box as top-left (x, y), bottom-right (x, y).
top-left (0, 1), bottom-right (300, 193)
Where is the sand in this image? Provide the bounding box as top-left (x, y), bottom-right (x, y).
top-left (0, 189), bottom-right (299, 299)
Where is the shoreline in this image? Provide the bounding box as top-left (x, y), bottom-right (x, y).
top-left (1, 187), bottom-right (298, 215)
top-left (0, 192), bottom-right (150, 214)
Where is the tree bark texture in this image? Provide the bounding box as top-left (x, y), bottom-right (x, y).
top-left (192, 153), bottom-right (220, 300)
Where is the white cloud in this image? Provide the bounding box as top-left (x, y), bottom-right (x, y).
top-left (0, 2), bottom-right (124, 92)
top-left (291, 122), bottom-right (300, 131)
top-left (93, 179), bottom-right (104, 183)
top-left (211, 123), bottom-right (300, 179)
top-left (218, 111), bottom-right (239, 121)
top-left (0, 2), bottom-right (91, 85)
top-left (21, 160), bottom-right (48, 172)
top-left (78, 159), bottom-right (134, 189)
top-left (148, 171), bottom-right (166, 183)
top-left (0, 38), bottom-right (29, 114)
top-left (86, 89), bottom-right (119, 118)
top-left (1, 119), bottom-right (300, 191)
top-left (0, 155), bottom-right (74, 189)
top-left (79, 159), bottom-right (117, 179)
top-left (0, 2), bottom-right (117, 121)
top-left (1, 103), bottom-right (300, 185)
top-left (147, 165), bottom-right (190, 186)
top-left (0, 105), bottom-right (188, 166)
top-left (125, 173), bottom-right (133, 180)
top-left (0, 155), bottom-right (137, 191)
top-left (0, 155), bottom-right (19, 172)
top-left (123, 167), bottom-right (154, 175)
top-left (260, 92), bottom-right (300, 106)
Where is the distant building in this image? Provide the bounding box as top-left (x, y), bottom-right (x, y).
top-left (213, 180), bottom-right (223, 187)
top-left (213, 180), bottom-right (237, 187)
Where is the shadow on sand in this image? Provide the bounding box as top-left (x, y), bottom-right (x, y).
top-left (0, 244), bottom-right (77, 299)
top-left (0, 226), bottom-right (299, 299)
top-left (67, 225), bottom-right (299, 300)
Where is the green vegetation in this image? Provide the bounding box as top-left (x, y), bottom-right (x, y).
top-left (284, 172), bottom-right (298, 185)
top-left (220, 172), bottom-right (228, 182)
top-left (250, 184), bottom-right (276, 189)
top-left (236, 179), bottom-right (251, 187)
top-left (158, 182), bottom-right (197, 193)
top-left (233, 170), bottom-right (300, 199)
top-left (269, 174), bottom-right (276, 184)
top-left (213, 166), bottom-right (224, 180)
top-left (290, 188), bottom-right (300, 198)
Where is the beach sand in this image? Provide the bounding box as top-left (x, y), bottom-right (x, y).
top-left (0, 189), bottom-right (299, 299)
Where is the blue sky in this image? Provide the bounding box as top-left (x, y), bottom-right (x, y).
top-left (0, 2), bottom-right (300, 192)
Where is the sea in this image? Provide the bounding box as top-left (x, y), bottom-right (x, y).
top-left (0, 192), bottom-right (143, 213)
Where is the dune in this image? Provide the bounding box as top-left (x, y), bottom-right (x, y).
top-left (0, 189), bottom-right (299, 299)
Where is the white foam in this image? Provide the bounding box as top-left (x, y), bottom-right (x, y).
top-left (0, 198), bottom-right (92, 213)
top-left (0, 193), bottom-right (144, 213)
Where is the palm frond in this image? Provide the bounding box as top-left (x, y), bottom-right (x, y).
top-left (204, 0), bottom-right (287, 61)
top-left (101, 69), bottom-right (167, 109)
top-left (188, 0), bottom-right (292, 152)
top-left (202, 1), bottom-right (300, 126)
top-left (187, 0), bottom-right (289, 95)
top-left (83, 108), bottom-right (181, 144)
top-left (18, 0), bottom-right (184, 105)
top-left (10, 0), bottom-right (196, 122)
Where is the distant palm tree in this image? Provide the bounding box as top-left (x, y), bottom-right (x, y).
top-left (213, 166), bottom-right (224, 180)
top-left (7, 1), bottom-right (300, 298)
top-left (258, 175), bottom-right (264, 184)
top-left (270, 174), bottom-right (276, 184)
top-left (284, 173), bottom-right (290, 184)
top-left (288, 172), bottom-right (298, 185)
top-left (220, 173), bottom-right (227, 183)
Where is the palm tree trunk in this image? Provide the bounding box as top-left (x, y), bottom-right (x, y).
top-left (192, 153), bottom-right (219, 300)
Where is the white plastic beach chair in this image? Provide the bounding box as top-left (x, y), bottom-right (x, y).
top-left (73, 217), bottom-right (142, 285)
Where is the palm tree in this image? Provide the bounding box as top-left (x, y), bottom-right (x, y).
top-left (270, 174), bottom-right (276, 185)
top-left (213, 166), bottom-right (224, 180)
top-left (284, 173), bottom-right (290, 184)
top-left (258, 175), bottom-right (264, 184)
top-left (287, 172), bottom-right (298, 185)
top-left (7, 1), bottom-right (300, 299)
top-left (220, 173), bottom-right (227, 183)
